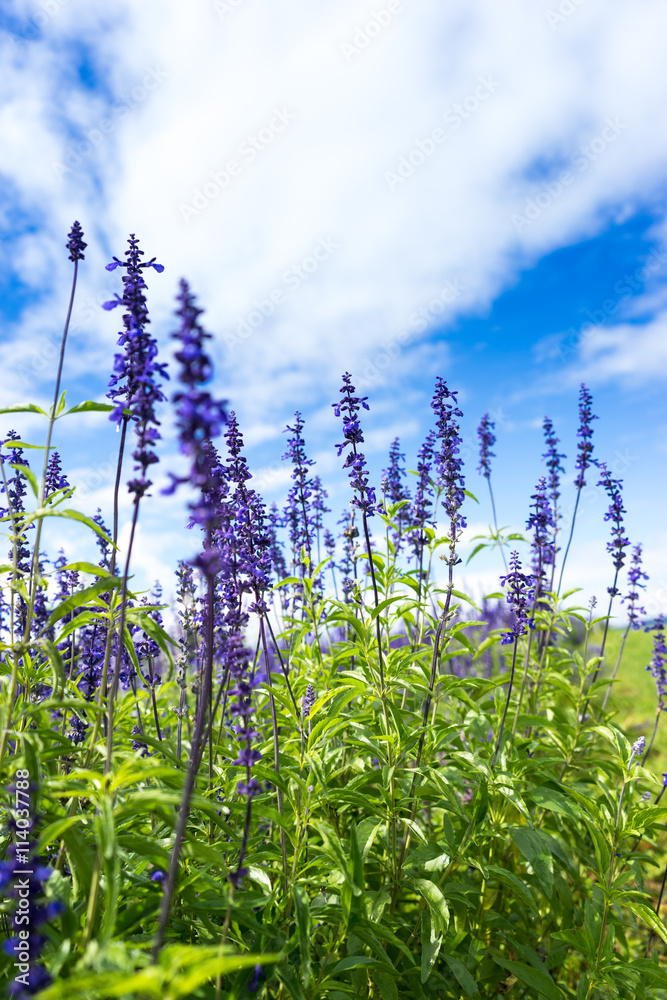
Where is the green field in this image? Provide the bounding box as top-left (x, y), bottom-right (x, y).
top-left (596, 626), bottom-right (666, 760)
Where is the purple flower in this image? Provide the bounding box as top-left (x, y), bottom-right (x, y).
top-left (282, 411), bottom-right (316, 573)
top-left (44, 450), bottom-right (69, 499)
top-left (408, 430), bottom-right (436, 565)
top-left (646, 616), bottom-right (667, 712)
top-left (542, 416), bottom-right (566, 506)
top-left (630, 735), bottom-right (646, 763)
top-left (382, 437), bottom-right (411, 549)
top-left (66, 220), bottom-right (86, 262)
top-left (574, 384), bottom-right (597, 489)
top-left (526, 477), bottom-right (555, 586)
top-left (596, 462), bottom-right (630, 594)
top-left (302, 683), bottom-right (316, 718)
top-left (162, 279), bottom-right (228, 526)
top-left (622, 544), bottom-right (648, 629)
top-left (500, 551), bottom-right (536, 645)
top-left (477, 413), bottom-right (495, 479)
top-left (104, 235), bottom-right (168, 500)
top-left (431, 377), bottom-right (466, 550)
top-left (332, 373), bottom-right (380, 516)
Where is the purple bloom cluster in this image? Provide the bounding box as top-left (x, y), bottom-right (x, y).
top-left (332, 373), bottom-right (379, 517)
top-left (630, 735), bottom-right (647, 762)
top-left (431, 377), bottom-right (467, 546)
top-left (526, 477), bottom-right (555, 584)
top-left (382, 437), bottom-right (411, 550)
top-left (408, 430), bottom-right (436, 564)
top-left (574, 384), bottom-right (597, 489)
top-left (646, 616), bottom-right (667, 712)
top-left (622, 544), bottom-right (648, 629)
top-left (44, 451), bottom-right (69, 499)
top-left (476, 413), bottom-right (495, 479)
top-left (596, 462), bottom-right (630, 595)
top-left (163, 279), bottom-right (228, 528)
top-left (500, 550), bottom-right (536, 646)
top-left (66, 220), bottom-right (87, 262)
top-left (542, 416), bottom-right (566, 507)
top-left (104, 235), bottom-right (168, 499)
top-left (282, 411), bottom-right (316, 573)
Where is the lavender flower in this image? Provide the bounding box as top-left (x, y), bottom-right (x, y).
top-left (622, 544), bottom-right (648, 629)
top-left (382, 437), bottom-right (411, 549)
top-left (332, 373), bottom-right (379, 516)
top-left (574, 384), bottom-right (597, 489)
top-left (104, 235), bottom-right (168, 500)
top-left (630, 735), bottom-right (646, 764)
top-left (542, 416), bottom-right (566, 507)
top-left (646, 616), bottom-right (667, 712)
top-left (282, 411), bottom-right (316, 572)
top-left (597, 462), bottom-right (630, 596)
top-left (477, 413), bottom-right (495, 478)
top-left (66, 220), bottom-right (87, 262)
top-left (302, 683), bottom-right (316, 718)
top-left (500, 551), bottom-right (536, 646)
top-left (44, 451), bottom-right (69, 499)
top-left (526, 476), bottom-right (555, 586)
top-left (162, 279), bottom-right (228, 531)
top-left (408, 430), bottom-right (436, 565)
top-left (431, 377), bottom-right (466, 551)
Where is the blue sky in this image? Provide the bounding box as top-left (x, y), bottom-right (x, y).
top-left (1, 0), bottom-right (666, 620)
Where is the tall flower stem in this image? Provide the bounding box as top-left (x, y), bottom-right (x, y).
top-left (394, 590), bottom-right (452, 888)
top-left (153, 560), bottom-right (215, 960)
top-left (601, 621), bottom-right (631, 711)
top-left (491, 637), bottom-right (519, 769)
top-left (259, 617), bottom-right (288, 884)
top-left (26, 235), bottom-right (83, 622)
top-left (580, 571), bottom-right (618, 723)
top-left (486, 477), bottom-right (507, 572)
top-left (555, 489), bottom-right (581, 598)
top-left (104, 500), bottom-right (141, 773)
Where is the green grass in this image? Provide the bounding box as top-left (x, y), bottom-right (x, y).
top-left (599, 626), bottom-right (666, 761)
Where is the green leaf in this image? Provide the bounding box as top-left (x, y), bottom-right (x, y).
top-left (59, 561), bottom-right (112, 578)
top-left (485, 864), bottom-right (538, 915)
top-left (410, 877), bottom-right (450, 935)
top-left (492, 957), bottom-right (563, 1000)
top-left (510, 827), bottom-right (554, 898)
top-left (45, 577), bottom-right (122, 629)
top-left (442, 954), bottom-right (480, 998)
top-left (293, 886), bottom-right (312, 988)
top-left (372, 970), bottom-right (399, 1000)
top-left (61, 824), bottom-right (96, 902)
top-left (63, 400), bottom-right (116, 415)
top-left (626, 901), bottom-right (667, 943)
top-left (0, 403), bottom-right (48, 415)
top-left (529, 785), bottom-right (583, 820)
top-left (32, 507), bottom-right (117, 548)
top-left (328, 956), bottom-right (388, 976)
top-left (420, 909), bottom-right (443, 983)
top-left (10, 462), bottom-right (39, 499)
